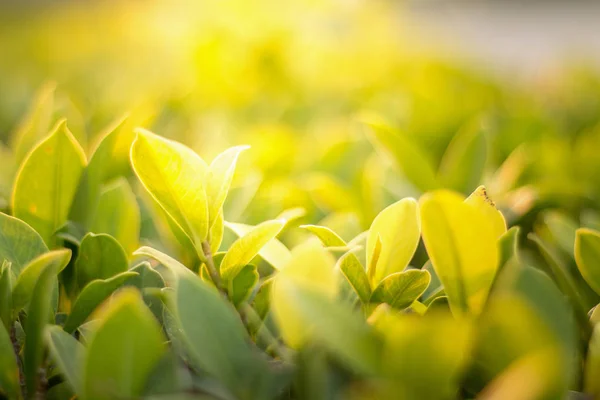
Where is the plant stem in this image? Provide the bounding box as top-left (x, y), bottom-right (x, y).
top-left (240, 302), bottom-right (290, 361)
top-left (201, 241), bottom-right (222, 290)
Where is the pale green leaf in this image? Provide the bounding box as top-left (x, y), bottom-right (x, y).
top-left (0, 212), bottom-right (48, 277)
top-left (300, 224), bottom-right (346, 247)
top-left (205, 145), bottom-right (249, 228)
top-left (228, 264), bottom-right (259, 306)
top-left (337, 251), bottom-right (371, 304)
top-left (46, 325), bottom-right (85, 395)
top-left (12, 120), bottom-right (87, 245)
top-left (220, 219), bottom-right (286, 281)
top-left (83, 288), bottom-right (166, 400)
top-left (63, 271), bottom-right (139, 333)
top-left (367, 198), bottom-right (421, 285)
top-left (370, 269), bottom-right (431, 310)
top-left (575, 228), bottom-right (600, 296)
top-left (225, 222), bottom-right (291, 270)
top-left (420, 190), bottom-right (499, 316)
top-left (0, 323), bottom-right (21, 400)
top-left (130, 128), bottom-right (209, 254)
top-left (12, 249), bottom-right (71, 312)
top-left (90, 178), bottom-right (140, 255)
top-left (75, 233), bottom-right (128, 290)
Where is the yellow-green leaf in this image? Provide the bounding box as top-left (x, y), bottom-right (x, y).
top-left (575, 228), bottom-right (600, 296)
top-left (130, 128), bottom-right (209, 254)
top-left (0, 323), bottom-right (20, 400)
top-left (83, 289), bottom-right (166, 400)
top-left (465, 185), bottom-right (507, 239)
top-left (221, 219), bottom-right (286, 280)
top-left (46, 325), bottom-right (85, 395)
top-left (367, 198), bottom-right (421, 285)
top-left (585, 324), bottom-right (600, 398)
top-left (225, 221), bottom-right (291, 270)
top-left (420, 190), bottom-right (499, 316)
top-left (370, 269), bottom-right (431, 310)
top-left (75, 233), bottom-right (128, 290)
top-left (12, 121), bottom-right (87, 246)
top-left (205, 145), bottom-right (249, 228)
top-left (89, 178), bottom-right (140, 255)
top-left (300, 224), bottom-right (346, 247)
top-left (337, 250), bottom-right (371, 304)
top-left (0, 212), bottom-right (48, 277)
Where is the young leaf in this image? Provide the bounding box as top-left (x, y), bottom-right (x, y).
top-left (575, 228), bottom-right (600, 296)
top-left (0, 262), bottom-right (12, 330)
top-left (90, 178), bottom-right (140, 255)
top-left (337, 250), bottom-right (371, 304)
top-left (420, 190), bottom-right (499, 316)
top-left (300, 224), bottom-right (346, 247)
top-left (75, 233), bottom-right (128, 290)
top-left (370, 269), bottom-right (431, 310)
top-left (83, 288), bottom-right (166, 400)
top-left (367, 198), bottom-right (421, 285)
top-left (12, 120), bottom-right (87, 246)
top-left (228, 264), bottom-right (259, 306)
top-left (130, 128), bottom-right (209, 254)
top-left (0, 212), bottom-right (48, 278)
top-left (46, 325), bottom-right (85, 395)
top-left (63, 271), bottom-right (139, 333)
top-left (24, 250), bottom-right (70, 396)
top-left (205, 145), bottom-right (249, 228)
top-left (12, 249), bottom-right (71, 312)
top-left (0, 323), bottom-right (20, 400)
top-left (209, 209), bottom-right (224, 254)
top-left (225, 221), bottom-right (291, 270)
top-left (220, 219), bottom-right (286, 281)
top-left (465, 185), bottom-right (507, 238)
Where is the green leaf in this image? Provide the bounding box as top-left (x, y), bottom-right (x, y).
top-left (220, 219), bottom-right (286, 281)
top-left (365, 122), bottom-right (439, 192)
top-left (228, 264), bottom-right (259, 306)
top-left (0, 323), bottom-right (21, 400)
top-left (272, 276), bottom-right (381, 374)
top-left (0, 262), bottom-right (12, 331)
top-left (167, 260), bottom-right (276, 398)
top-left (300, 224), bottom-right (346, 247)
top-left (438, 121), bottom-right (487, 194)
top-left (420, 190), bottom-right (500, 316)
top-left (75, 233), bottom-right (128, 290)
top-left (575, 228), bottom-right (600, 296)
top-left (465, 185), bottom-right (507, 238)
top-left (370, 269), bottom-right (431, 310)
top-left (11, 82), bottom-right (56, 164)
top-left (24, 250), bottom-right (70, 396)
top-left (209, 209), bottom-right (224, 254)
top-left (63, 271), bottom-right (139, 333)
top-left (0, 212), bottom-right (48, 278)
top-left (69, 115), bottom-right (134, 227)
top-left (12, 249), bottom-right (71, 312)
top-left (498, 226), bottom-right (521, 270)
top-left (367, 198), bottom-right (421, 285)
top-left (225, 222), bottom-right (291, 270)
top-left (12, 120), bottom-right (87, 246)
top-left (83, 288), bottom-right (166, 400)
top-left (585, 324), bottom-right (600, 398)
top-left (205, 145), bottom-right (249, 228)
top-left (130, 128), bottom-right (209, 255)
top-left (45, 325), bottom-right (84, 395)
top-left (126, 262), bottom-right (166, 320)
top-left (89, 178), bottom-right (140, 255)
top-left (337, 250), bottom-right (371, 304)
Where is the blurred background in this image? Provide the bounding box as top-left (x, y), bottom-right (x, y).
top-left (2, 0), bottom-right (600, 255)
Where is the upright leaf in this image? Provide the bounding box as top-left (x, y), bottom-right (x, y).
top-left (337, 251), bottom-right (371, 304)
top-left (130, 129), bottom-right (209, 254)
top-left (12, 121), bottom-right (86, 245)
top-left (465, 185), bottom-right (507, 238)
top-left (46, 325), bottom-right (85, 395)
top-left (83, 289), bottom-right (166, 400)
top-left (585, 324), bottom-right (600, 398)
top-left (0, 323), bottom-right (20, 400)
top-left (0, 212), bottom-right (48, 277)
top-left (205, 145), bottom-right (249, 228)
top-left (367, 198), bottom-right (421, 285)
top-left (220, 219), bottom-right (285, 281)
top-left (575, 228), bottom-right (600, 296)
top-left (75, 233), bottom-right (128, 290)
top-left (420, 190), bottom-right (499, 316)
top-left (89, 178), bottom-right (140, 255)
top-left (24, 250), bottom-right (70, 396)
top-left (12, 249), bottom-right (71, 312)
top-left (0, 262), bottom-right (12, 329)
